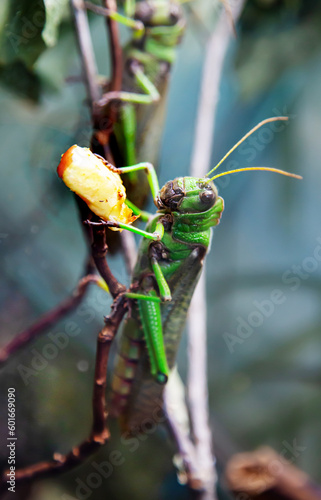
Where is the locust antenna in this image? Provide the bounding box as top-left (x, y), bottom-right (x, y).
top-left (206, 116), bottom-right (289, 177)
top-left (210, 166), bottom-right (302, 181)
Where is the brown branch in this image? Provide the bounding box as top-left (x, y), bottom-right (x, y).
top-left (70, 0), bottom-right (101, 111)
top-left (0, 0), bottom-right (129, 490)
top-left (91, 224), bottom-right (126, 297)
top-left (0, 272), bottom-right (98, 365)
top-left (70, 0), bottom-right (121, 152)
top-left (72, 0), bottom-right (134, 276)
top-left (103, 0), bottom-right (123, 93)
top-left (0, 297), bottom-right (127, 489)
top-left (71, 0), bottom-right (127, 299)
top-left (89, 0), bottom-right (123, 150)
top-left (225, 447), bottom-right (321, 500)
top-left (71, 0), bottom-right (129, 284)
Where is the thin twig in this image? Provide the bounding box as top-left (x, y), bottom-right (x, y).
top-left (164, 369), bottom-right (203, 491)
top-left (103, 0), bottom-right (123, 93)
top-left (70, 0), bottom-right (120, 153)
top-left (70, 0), bottom-right (101, 110)
top-left (0, 297), bottom-right (127, 490)
top-left (187, 272), bottom-right (215, 497)
top-left (88, 0), bottom-right (124, 150)
top-left (188, 1), bottom-right (246, 498)
top-left (0, 273), bottom-right (98, 365)
top-left (91, 224), bottom-right (126, 296)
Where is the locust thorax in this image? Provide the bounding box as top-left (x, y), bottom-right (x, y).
top-left (156, 177), bottom-right (218, 213)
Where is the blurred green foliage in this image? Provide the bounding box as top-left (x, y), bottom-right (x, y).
top-left (0, 0), bottom-right (69, 99)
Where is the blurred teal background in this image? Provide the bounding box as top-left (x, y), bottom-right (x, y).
top-left (1, 1), bottom-right (321, 498)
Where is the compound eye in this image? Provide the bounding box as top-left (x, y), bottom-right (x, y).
top-left (200, 189), bottom-right (215, 205)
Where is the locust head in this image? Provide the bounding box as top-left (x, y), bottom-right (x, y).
top-left (135, 0), bottom-right (185, 50)
top-left (157, 118), bottom-right (302, 218)
top-left (157, 177), bottom-right (222, 214)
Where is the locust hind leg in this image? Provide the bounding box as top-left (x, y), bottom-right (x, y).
top-left (116, 104), bottom-right (137, 169)
top-left (84, 1), bottom-right (144, 36)
top-left (96, 62), bottom-right (160, 109)
top-left (113, 104), bottom-right (150, 207)
top-left (136, 280), bottom-right (169, 385)
top-left (127, 253), bottom-right (173, 383)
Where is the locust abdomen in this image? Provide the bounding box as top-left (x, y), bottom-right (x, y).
top-left (110, 246), bottom-right (206, 435)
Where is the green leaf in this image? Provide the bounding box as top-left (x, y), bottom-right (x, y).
top-left (0, 0), bottom-right (46, 68)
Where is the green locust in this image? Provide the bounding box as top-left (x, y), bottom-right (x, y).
top-left (93, 0), bottom-right (186, 207)
top-left (99, 117), bottom-right (301, 435)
